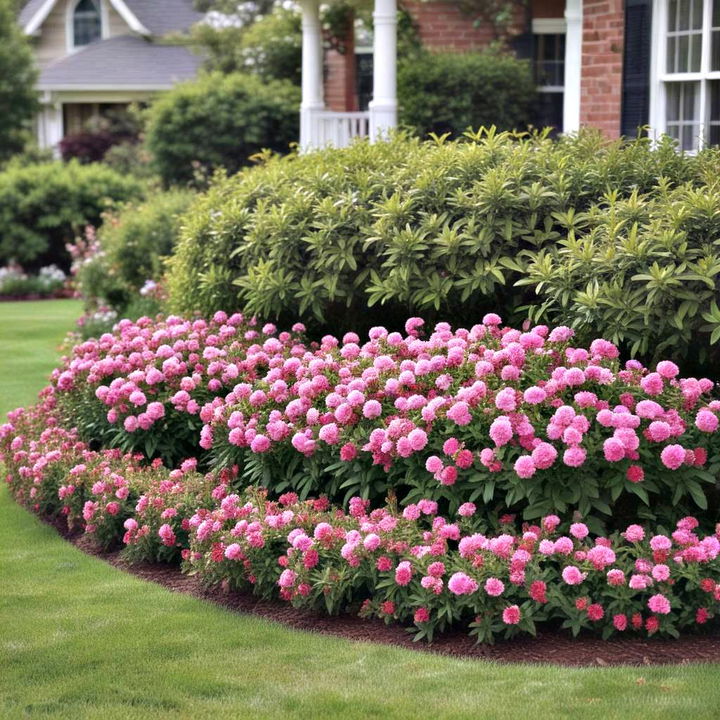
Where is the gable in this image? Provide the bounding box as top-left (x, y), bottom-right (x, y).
top-left (27, 0), bottom-right (137, 68)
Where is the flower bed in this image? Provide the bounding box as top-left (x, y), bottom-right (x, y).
top-left (2, 397), bottom-right (719, 642)
top-left (3, 313), bottom-right (720, 642)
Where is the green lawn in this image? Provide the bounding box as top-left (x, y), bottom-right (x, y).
top-left (1, 300), bottom-right (719, 720)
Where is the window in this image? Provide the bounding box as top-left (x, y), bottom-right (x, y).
top-left (73, 0), bottom-right (102, 47)
top-left (653, 0), bottom-right (720, 150)
top-left (533, 20), bottom-right (566, 133)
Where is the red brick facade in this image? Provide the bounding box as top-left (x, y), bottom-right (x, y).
top-left (323, 0), bottom-right (627, 138)
top-left (579, 0), bottom-right (624, 136)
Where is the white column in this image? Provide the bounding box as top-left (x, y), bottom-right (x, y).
top-left (37, 94), bottom-right (64, 155)
top-left (563, 0), bottom-right (583, 133)
top-left (369, 0), bottom-right (397, 142)
top-left (299, 0), bottom-right (325, 150)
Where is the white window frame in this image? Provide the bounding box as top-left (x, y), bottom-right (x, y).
top-left (532, 18), bottom-right (567, 94)
top-left (649, 0), bottom-right (720, 149)
top-left (66, 0), bottom-right (109, 53)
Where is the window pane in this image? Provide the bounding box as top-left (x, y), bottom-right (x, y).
top-left (714, 0), bottom-right (720, 26)
top-left (667, 85), bottom-right (681, 121)
top-left (683, 82), bottom-right (699, 117)
top-left (689, 34), bottom-right (702, 71)
top-left (691, 0), bottom-right (703, 29)
top-left (682, 125), bottom-right (699, 150)
top-left (669, 0), bottom-right (678, 31)
top-left (534, 33), bottom-right (565, 87)
top-left (667, 36), bottom-right (677, 73)
top-left (714, 30), bottom-right (720, 70)
top-left (678, 0), bottom-right (690, 30)
top-left (678, 35), bottom-right (690, 72)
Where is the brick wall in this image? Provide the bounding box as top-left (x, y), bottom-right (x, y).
top-left (402, 1), bottom-right (499, 50)
top-left (580, 0), bottom-right (625, 137)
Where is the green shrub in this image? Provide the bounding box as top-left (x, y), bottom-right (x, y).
top-left (0, 160), bottom-right (143, 271)
top-left (146, 72), bottom-right (300, 186)
top-left (167, 129), bottom-right (704, 357)
top-left (398, 50), bottom-right (537, 138)
top-left (520, 165), bottom-right (720, 374)
top-left (78, 189), bottom-right (195, 314)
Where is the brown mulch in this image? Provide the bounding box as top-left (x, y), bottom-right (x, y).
top-left (45, 516), bottom-right (720, 668)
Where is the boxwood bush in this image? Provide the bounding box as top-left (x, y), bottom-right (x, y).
top-left (398, 50), bottom-right (537, 137)
top-left (146, 72), bottom-right (300, 187)
top-left (167, 128), bottom-right (720, 370)
top-left (77, 189), bottom-right (195, 315)
top-left (0, 160), bottom-right (143, 271)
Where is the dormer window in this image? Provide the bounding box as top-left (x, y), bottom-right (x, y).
top-left (73, 0), bottom-right (102, 47)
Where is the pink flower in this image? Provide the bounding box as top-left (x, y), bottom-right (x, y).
top-left (651, 564), bottom-right (670, 582)
top-left (613, 613), bottom-right (627, 631)
top-left (563, 446), bottom-right (586, 467)
top-left (561, 566), bottom-right (586, 585)
top-left (624, 524), bottom-right (645, 543)
top-left (647, 593), bottom-right (671, 614)
top-left (660, 444), bottom-right (685, 470)
top-left (489, 417), bottom-right (513, 446)
top-left (425, 455), bottom-right (443, 474)
top-left (656, 360), bottom-right (679, 379)
top-left (278, 569), bottom-right (297, 588)
top-left (458, 502), bottom-right (476, 517)
top-left (250, 434), bottom-right (271, 453)
top-left (502, 605), bottom-right (521, 625)
top-left (649, 535), bottom-right (672, 551)
top-left (531, 442), bottom-right (557, 470)
top-left (695, 409), bottom-right (718, 433)
top-left (514, 455), bottom-right (536, 478)
top-left (607, 569), bottom-right (626, 586)
top-left (603, 438), bottom-right (625, 462)
top-left (484, 578), bottom-right (505, 596)
top-left (395, 560), bottom-right (413, 586)
top-left (569, 523), bottom-right (589, 540)
top-left (447, 572), bottom-right (478, 595)
top-left (414, 607), bottom-right (430, 623)
top-left (447, 401), bottom-right (472, 426)
top-left (495, 387), bottom-right (517, 411)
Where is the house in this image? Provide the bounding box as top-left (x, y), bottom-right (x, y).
top-left (300, 0), bottom-right (713, 154)
top-left (18, 0), bottom-right (203, 151)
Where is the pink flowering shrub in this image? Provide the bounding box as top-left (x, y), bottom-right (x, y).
top-left (10, 312), bottom-right (719, 531)
top-left (50, 312), bottom-right (305, 467)
top-left (3, 384), bottom-right (720, 642)
top-left (184, 490), bottom-right (720, 642)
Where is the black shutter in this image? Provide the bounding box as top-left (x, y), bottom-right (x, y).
top-left (621, 0), bottom-right (653, 137)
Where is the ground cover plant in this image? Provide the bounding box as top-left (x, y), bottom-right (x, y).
top-left (167, 130), bottom-right (720, 376)
top-left (4, 309), bottom-right (720, 644)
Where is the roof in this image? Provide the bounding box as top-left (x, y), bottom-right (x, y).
top-left (122, 0), bottom-right (203, 36)
top-left (37, 35), bottom-right (202, 90)
top-left (19, 0), bottom-right (203, 37)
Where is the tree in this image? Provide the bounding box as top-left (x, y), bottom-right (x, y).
top-left (0, 0), bottom-right (39, 162)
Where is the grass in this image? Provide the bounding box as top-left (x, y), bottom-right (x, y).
top-left (1, 299), bottom-right (720, 720)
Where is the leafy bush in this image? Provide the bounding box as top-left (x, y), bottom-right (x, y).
top-left (398, 50), bottom-right (537, 138)
top-left (59, 131), bottom-right (119, 164)
top-left (0, 161), bottom-right (143, 270)
top-left (145, 72), bottom-right (300, 186)
top-left (75, 190), bottom-right (195, 314)
top-left (168, 129), bottom-right (706, 359)
top-left (520, 172), bottom-right (720, 375)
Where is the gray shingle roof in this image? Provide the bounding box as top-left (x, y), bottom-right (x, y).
top-left (37, 35), bottom-right (202, 89)
top-left (19, 0), bottom-right (203, 36)
top-left (122, 0), bottom-right (203, 36)
top-left (18, 0), bottom-right (46, 28)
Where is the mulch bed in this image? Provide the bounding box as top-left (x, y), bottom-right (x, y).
top-left (44, 516), bottom-right (720, 668)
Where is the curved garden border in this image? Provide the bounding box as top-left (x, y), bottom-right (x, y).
top-left (43, 514), bottom-right (720, 668)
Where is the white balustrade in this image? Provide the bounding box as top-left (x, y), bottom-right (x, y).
top-left (316, 111), bottom-right (371, 148)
